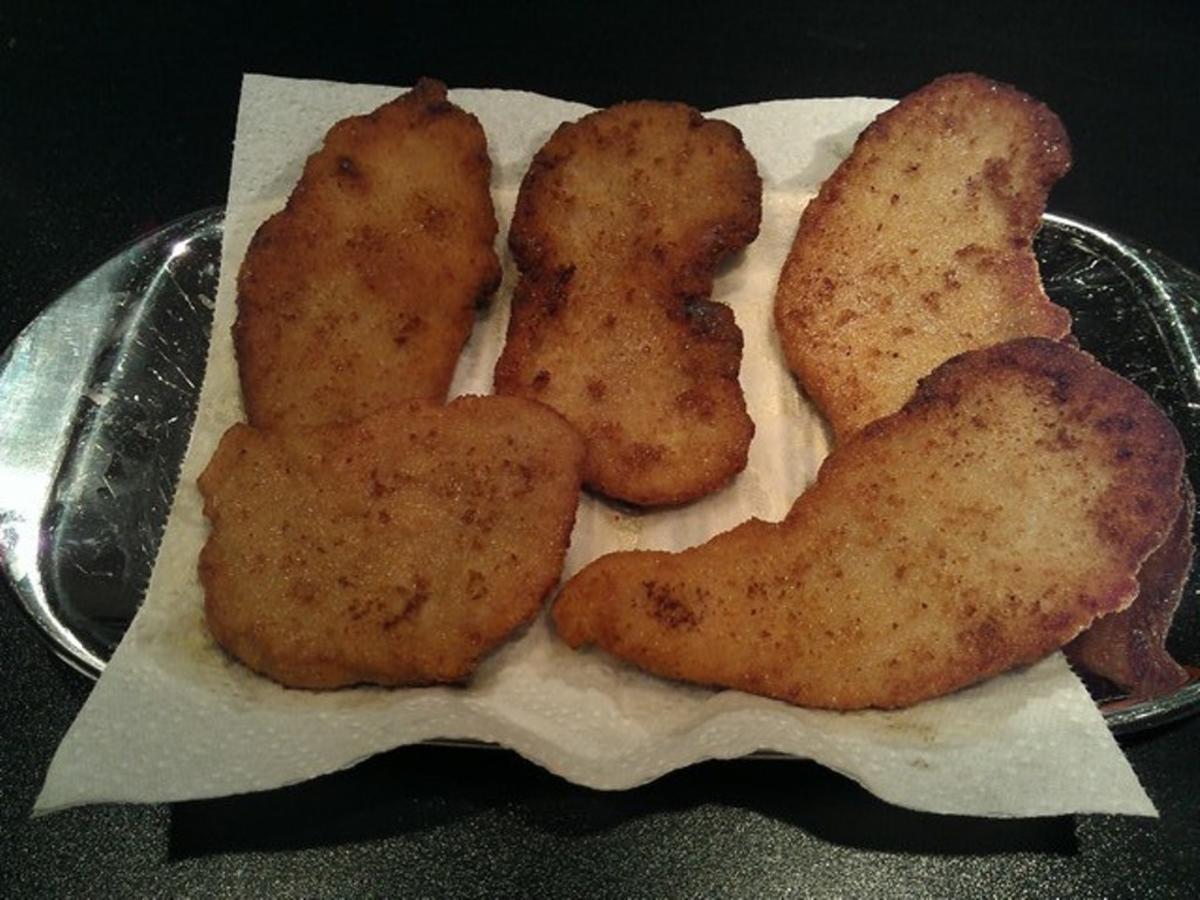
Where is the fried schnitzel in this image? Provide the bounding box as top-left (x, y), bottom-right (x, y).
top-left (554, 339), bottom-right (1186, 710)
top-left (235, 79), bottom-right (501, 428)
top-left (198, 396), bottom-right (585, 689)
top-left (494, 101), bottom-right (762, 506)
top-left (774, 73), bottom-right (1072, 442)
top-left (1066, 480), bottom-right (1194, 698)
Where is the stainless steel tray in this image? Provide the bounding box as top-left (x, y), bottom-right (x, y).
top-left (1, 209), bottom-right (220, 677)
top-left (2, 207), bottom-right (1197, 733)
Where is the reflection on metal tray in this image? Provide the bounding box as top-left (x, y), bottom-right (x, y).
top-left (0, 209), bottom-right (220, 677)
top-left (0, 208), bottom-right (1197, 734)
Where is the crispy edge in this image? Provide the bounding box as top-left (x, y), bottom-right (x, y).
top-left (1065, 477), bottom-right (1194, 698)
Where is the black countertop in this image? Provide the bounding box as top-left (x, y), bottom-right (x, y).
top-left (3, 2), bottom-right (1199, 896)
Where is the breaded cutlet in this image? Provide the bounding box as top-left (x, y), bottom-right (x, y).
top-left (235, 78), bottom-right (501, 429)
top-left (494, 101), bottom-right (762, 506)
top-left (554, 339), bottom-right (1185, 710)
top-left (774, 73), bottom-right (1072, 442)
top-left (198, 396), bottom-right (585, 689)
top-left (1067, 479), bottom-right (1194, 698)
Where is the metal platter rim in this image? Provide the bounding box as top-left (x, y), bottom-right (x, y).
top-left (1, 206), bottom-right (224, 682)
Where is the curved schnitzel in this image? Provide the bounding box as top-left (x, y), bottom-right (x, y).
top-left (236, 79), bottom-right (501, 428)
top-left (1067, 480), bottom-right (1194, 698)
top-left (555, 339), bottom-right (1186, 710)
top-left (774, 73), bottom-right (1072, 442)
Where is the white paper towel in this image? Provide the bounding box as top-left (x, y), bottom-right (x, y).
top-left (33, 74), bottom-right (1155, 817)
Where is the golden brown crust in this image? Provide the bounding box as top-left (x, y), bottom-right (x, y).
top-left (494, 101), bottom-right (762, 506)
top-left (1066, 478), bottom-right (1193, 698)
top-left (198, 396), bottom-right (585, 689)
top-left (774, 73), bottom-right (1073, 442)
top-left (554, 338), bottom-right (1185, 710)
top-left (235, 78), bottom-right (501, 428)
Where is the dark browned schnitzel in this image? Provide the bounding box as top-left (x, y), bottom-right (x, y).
top-left (236, 79), bottom-right (501, 428)
top-left (554, 339), bottom-right (1185, 710)
top-left (494, 101), bottom-right (762, 506)
top-left (1067, 480), bottom-right (1194, 699)
top-left (774, 73), bottom-right (1072, 442)
top-left (199, 396), bottom-right (585, 689)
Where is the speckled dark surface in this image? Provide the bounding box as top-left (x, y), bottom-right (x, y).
top-left (4, 2), bottom-right (1200, 896)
